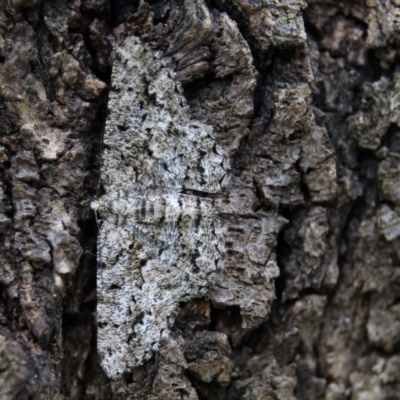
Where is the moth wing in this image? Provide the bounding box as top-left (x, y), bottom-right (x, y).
top-left (96, 202), bottom-right (222, 378)
top-left (100, 36), bottom-right (228, 196)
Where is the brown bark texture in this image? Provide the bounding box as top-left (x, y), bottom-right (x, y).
top-left (1, 0), bottom-right (400, 399)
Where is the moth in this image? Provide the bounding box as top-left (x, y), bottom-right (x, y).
top-left (92, 35), bottom-right (229, 379)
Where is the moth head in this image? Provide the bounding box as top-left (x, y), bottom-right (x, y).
top-left (90, 200), bottom-right (99, 211)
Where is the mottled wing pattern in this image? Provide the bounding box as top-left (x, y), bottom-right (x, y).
top-left (101, 36), bottom-right (228, 194)
top-left (95, 36), bottom-right (228, 379)
top-left (97, 205), bottom-right (223, 376)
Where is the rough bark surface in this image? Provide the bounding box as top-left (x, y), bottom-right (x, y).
top-left (1, 0), bottom-right (400, 399)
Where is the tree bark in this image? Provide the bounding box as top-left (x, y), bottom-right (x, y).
top-left (1, 0), bottom-right (400, 399)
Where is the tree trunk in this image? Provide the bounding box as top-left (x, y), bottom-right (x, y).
top-left (1, 0), bottom-right (400, 398)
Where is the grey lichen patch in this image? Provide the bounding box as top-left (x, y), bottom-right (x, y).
top-left (95, 35), bottom-right (229, 379)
